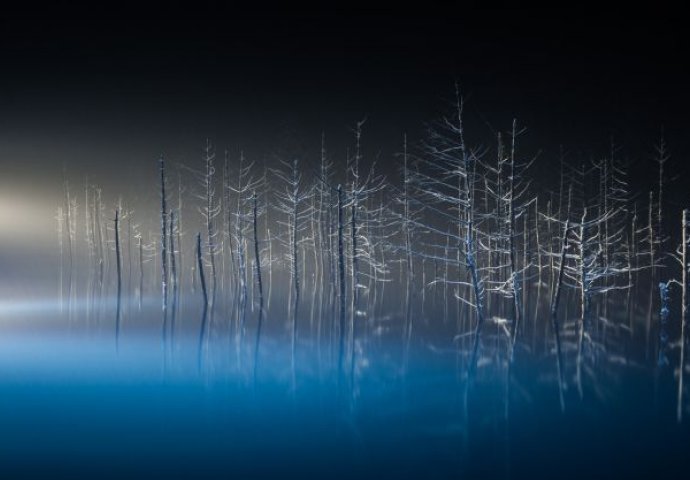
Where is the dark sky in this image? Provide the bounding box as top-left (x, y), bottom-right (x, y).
top-left (2, 7), bottom-right (687, 143)
top-left (0, 6), bottom-right (688, 207)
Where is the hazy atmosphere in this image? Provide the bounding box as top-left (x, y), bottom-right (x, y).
top-left (1, 5), bottom-right (689, 479)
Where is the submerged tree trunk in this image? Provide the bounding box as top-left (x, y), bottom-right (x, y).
top-left (337, 185), bottom-right (347, 383)
top-left (114, 209), bottom-right (122, 351)
top-left (57, 206), bottom-right (64, 313)
top-left (138, 234), bottom-right (144, 312)
top-left (252, 192), bottom-right (265, 382)
top-left (236, 234), bottom-right (248, 367)
top-left (196, 233), bottom-right (209, 372)
top-left (658, 281), bottom-right (671, 370)
top-left (63, 175), bottom-right (74, 317)
top-left (533, 197), bottom-right (543, 342)
top-left (678, 209), bottom-right (688, 423)
top-left (169, 210), bottom-right (178, 347)
top-left (176, 171), bottom-right (184, 307)
top-left (204, 139), bottom-right (218, 314)
top-left (508, 119), bottom-right (523, 357)
top-left (647, 190), bottom-right (656, 359)
top-left (159, 156), bottom-right (169, 344)
top-left (402, 135), bottom-right (414, 366)
top-left (576, 209), bottom-right (589, 399)
top-left (289, 158), bottom-right (301, 388)
top-left (550, 216), bottom-right (571, 412)
top-left (350, 197), bottom-right (359, 387)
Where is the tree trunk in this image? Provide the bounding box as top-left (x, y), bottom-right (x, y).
top-left (196, 233), bottom-right (209, 372)
top-left (252, 192), bottom-right (265, 382)
top-left (115, 209), bottom-right (122, 351)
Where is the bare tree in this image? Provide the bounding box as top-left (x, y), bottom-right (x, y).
top-left (678, 209), bottom-right (689, 422)
top-left (229, 152), bottom-right (261, 365)
top-left (114, 209), bottom-right (122, 350)
top-left (563, 201), bottom-right (629, 399)
top-left (337, 185), bottom-right (347, 383)
top-left (202, 139), bottom-right (220, 313)
top-left (196, 233), bottom-right (209, 371)
top-left (545, 185), bottom-right (573, 412)
top-left (344, 119), bottom-right (388, 387)
top-left (169, 210), bottom-right (179, 346)
top-left (159, 155), bottom-right (169, 344)
top-left (252, 191), bottom-right (265, 381)
top-left (272, 156), bottom-right (312, 385)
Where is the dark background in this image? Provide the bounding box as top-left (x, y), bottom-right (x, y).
top-left (1, 7), bottom-right (689, 477)
top-left (0, 6), bottom-right (688, 288)
top-left (1, 6), bottom-right (687, 168)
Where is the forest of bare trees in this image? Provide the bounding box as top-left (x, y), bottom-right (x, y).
top-left (55, 91), bottom-right (689, 424)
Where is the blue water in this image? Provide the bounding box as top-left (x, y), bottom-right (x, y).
top-left (0, 305), bottom-right (688, 479)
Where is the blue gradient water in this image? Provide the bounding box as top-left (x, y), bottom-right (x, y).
top-left (1, 298), bottom-right (688, 479)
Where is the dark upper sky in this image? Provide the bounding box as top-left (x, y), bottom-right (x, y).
top-left (0, 5), bottom-right (688, 191)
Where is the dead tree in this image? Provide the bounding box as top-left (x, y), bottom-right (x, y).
top-left (411, 87), bottom-right (487, 402)
top-left (335, 184), bottom-right (349, 385)
top-left (506, 120), bottom-right (526, 351)
top-left (252, 191), bottom-right (265, 381)
top-left (401, 135), bottom-right (415, 358)
top-left (62, 173), bottom-right (74, 313)
top-left (272, 156), bottom-right (313, 385)
top-left (344, 119), bottom-right (388, 386)
top-left (114, 209), bottom-right (122, 350)
top-left (196, 233), bottom-right (209, 371)
top-left (159, 156), bottom-right (169, 344)
top-left (56, 206), bottom-right (65, 313)
top-left (169, 210), bottom-right (179, 346)
top-left (202, 139), bottom-right (220, 314)
top-left (137, 232), bottom-right (144, 311)
top-left (222, 151), bottom-right (237, 301)
top-left (230, 153), bottom-right (261, 365)
top-left (386, 134), bottom-right (422, 365)
top-left (654, 131), bottom-right (669, 256)
top-left (547, 188), bottom-right (573, 412)
top-left (565, 203), bottom-right (629, 399)
top-left (658, 280), bottom-right (671, 370)
top-left (679, 209), bottom-right (689, 422)
top-left (656, 208), bottom-right (689, 422)
top-left (314, 132), bottom-right (336, 353)
top-left (642, 190), bottom-right (662, 357)
top-left (176, 169), bottom-right (186, 302)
